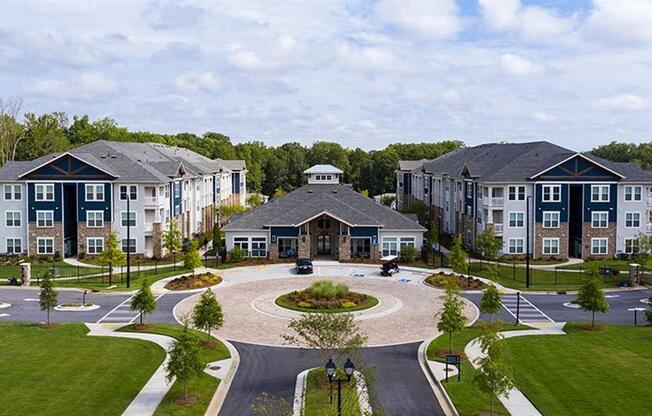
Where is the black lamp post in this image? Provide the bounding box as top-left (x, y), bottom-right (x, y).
top-left (126, 188), bottom-right (131, 288)
top-left (325, 358), bottom-right (355, 416)
top-left (525, 195), bottom-right (531, 288)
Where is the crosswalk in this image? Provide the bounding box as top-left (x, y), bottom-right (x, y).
top-left (500, 293), bottom-right (554, 325)
top-left (96, 293), bottom-right (165, 324)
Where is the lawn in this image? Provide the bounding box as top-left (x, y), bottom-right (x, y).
top-left (78, 257), bottom-right (179, 267)
top-left (558, 259), bottom-right (650, 271)
top-left (0, 261), bottom-right (104, 282)
top-left (0, 323), bottom-right (164, 416)
top-left (119, 323), bottom-right (230, 416)
top-left (52, 266), bottom-right (191, 291)
top-left (426, 322), bottom-right (528, 416)
top-left (303, 368), bottom-right (361, 416)
top-left (503, 323), bottom-right (652, 416)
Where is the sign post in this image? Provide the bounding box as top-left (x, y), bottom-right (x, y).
top-left (445, 354), bottom-right (461, 383)
top-left (628, 307), bottom-right (646, 326)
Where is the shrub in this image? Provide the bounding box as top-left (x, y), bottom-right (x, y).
top-left (400, 245), bottom-right (417, 262)
top-left (309, 280), bottom-right (337, 300)
top-left (78, 251), bottom-right (86, 260)
top-left (53, 251), bottom-right (62, 262)
top-left (297, 301), bottom-right (313, 308)
top-left (341, 301), bottom-right (356, 308)
top-left (230, 246), bottom-right (245, 262)
top-left (334, 283), bottom-right (349, 298)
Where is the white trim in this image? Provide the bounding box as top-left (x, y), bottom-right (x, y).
top-left (542, 211), bottom-right (560, 228)
top-left (4, 210), bottom-right (21, 228)
top-left (624, 211), bottom-right (641, 228)
top-left (120, 210), bottom-right (137, 228)
top-left (119, 184), bottom-right (139, 201)
top-left (86, 237), bottom-right (104, 255)
top-left (3, 184), bottom-right (22, 201)
top-left (36, 210), bottom-right (54, 228)
top-left (34, 183), bottom-right (55, 201)
top-left (541, 184), bottom-right (561, 202)
top-left (508, 211), bottom-right (525, 228)
top-left (84, 183), bottom-right (105, 202)
top-left (18, 152), bottom-right (118, 179)
top-left (529, 152), bottom-right (625, 179)
top-left (507, 238), bottom-right (525, 254)
top-left (86, 210), bottom-right (105, 228)
top-left (36, 237), bottom-right (55, 254)
top-left (591, 211), bottom-right (609, 228)
top-left (267, 211), bottom-right (355, 228)
top-left (590, 184), bottom-right (610, 202)
top-left (623, 185), bottom-right (643, 202)
top-left (542, 237), bottom-right (560, 255)
top-left (590, 237), bottom-right (609, 255)
top-left (5, 237), bottom-right (22, 254)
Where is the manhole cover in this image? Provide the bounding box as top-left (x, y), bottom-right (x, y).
top-left (210, 366), bottom-right (221, 371)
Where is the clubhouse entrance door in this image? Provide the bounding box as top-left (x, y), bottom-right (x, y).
top-left (316, 235), bottom-right (331, 255)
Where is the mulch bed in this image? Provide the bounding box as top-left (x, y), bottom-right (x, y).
top-left (132, 323), bottom-right (154, 331)
top-left (579, 324), bottom-right (605, 331)
top-left (173, 395), bottom-right (198, 406)
top-left (164, 273), bottom-right (222, 291)
top-left (425, 273), bottom-right (488, 290)
top-left (434, 349), bottom-right (466, 360)
top-left (281, 289), bottom-right (370, 310)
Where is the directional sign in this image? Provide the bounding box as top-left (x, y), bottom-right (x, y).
top-left (445, 355), bottom-right (461, 365)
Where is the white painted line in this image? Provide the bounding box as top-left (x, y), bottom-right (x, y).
top-left (0, 313), bottom-right (10, 317)
top-left (128, 293), bottom-right (166, 324)
top-left (96, 295), bottom-right (134, 324)
top-left (24, 298), bottom-right (39, 302)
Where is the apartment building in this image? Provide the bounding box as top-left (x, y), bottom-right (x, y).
top-left (397, 141), bottom-right (652, 260)
top-left (0, 140), bottom-right (246, 258)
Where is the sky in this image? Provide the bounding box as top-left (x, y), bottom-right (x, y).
top-left (0, 0), bottom-right (651, 151)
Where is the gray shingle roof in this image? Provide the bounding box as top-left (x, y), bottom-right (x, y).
top-left (304, 164), bottom-right (344, 174)
top-left (224, 184), bottom-right (425, 231)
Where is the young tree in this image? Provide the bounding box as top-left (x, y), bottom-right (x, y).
top-left (480, 284), bottom-right (502, 323)
top-left (164, 218), bottom-right (182, 259)
top-left (192, 289), bottom-right (224, 344)
top-left (39, 273), bottom-right (58, 327)
top-left (436, 281), bottom-right (467, 353)
top-left (635, 232), bottom-right (652, 265)
top-left (473, 324), bottom-right (514, 416)
top-left (449, 234), bottom-right (467, 274)
top-left (576, 277), bottom-right (609, 327)
top-left (166, 323), bottom-right (203, 403)
top-left (272, 187), bottom-right (286, 199)
top-left (379, 194), bottom-right (396, 207)
top-left (426, 226), bottom-right (438, 248)
top-left (475, 227), bottom-right (502, 262)
top-left (97, 231), bottom-right (126, 271)
top-left (645, 292), bottom-right (652, 325)
top-left (184, 240), bottom-right (202, 273)
top-left (246, 193), bottom-right (263, 208)
top-left (212, 225), bottom-right (223, 256)
top-left (0, 96), bottom-right (24, 167)
top-left (219, 204), bottom-right (249, 224)
top-left (131, 280), bottom-right (157, 326)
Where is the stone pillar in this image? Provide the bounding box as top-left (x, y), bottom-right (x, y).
top-left (21, 263), bottom-right (31, 287)
top-left (298, 235), bottom-right (311, 258)
top-left (371, 244), bottom-right (381, 261)
top-left (629, 263), bottom-right (641, 286)
top-left (269, 243), bottom-right (279, 260)
top-left (338, 236), bottom-right (351, 261)
top-left (152, 222), bottom-right (163, 259)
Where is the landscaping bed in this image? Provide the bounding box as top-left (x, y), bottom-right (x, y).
top-left (275, 280), bottom-right (379, 313)
top-left (425, 272), bottom-right (488, 290)
top-left (304, 368), bottom-right (360, 416)
top-left (164, 272), bottom-right (222, 291)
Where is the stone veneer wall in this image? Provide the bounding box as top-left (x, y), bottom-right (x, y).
top-left (581, 222), bottom-right (616, 259)
top-left (534, 223), bottom-right (569, 260)
top-left (338, 236), bottom-right (351, 261)
top-left (28, 222), bottom-right (63, 257)
top-left (77, 222), bottom-right (111, 256)
top-left (268, 242), bottom-right (279, 260)
top-left (371, 244), bottom-right (381, 261)
top-left (152, 222), bottom-right (163, 258)
top-left (298, 235), bottom-right (311, 258)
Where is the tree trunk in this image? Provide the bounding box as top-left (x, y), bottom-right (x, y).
top-left (47, 308), bottom-right (50, 326)
top-left (207, 327), bottom-right (211, 343)
top-left (140, 311), bottom-right (143, 325)
top-left (449, 332), bottom-right (452, 354)
top-left (184, 379), bottom-right (188, 400)
top-left (592, 311), bottom-right (595, 328)
top-left (490, 396), bottom-right (494, 416)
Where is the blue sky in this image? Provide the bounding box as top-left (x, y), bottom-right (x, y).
top-left (0, 0), bottom-right (651, 150)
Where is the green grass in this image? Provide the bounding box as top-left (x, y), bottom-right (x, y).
top-left (0, 261), bottom-right (104, 281)
top-left (119, 323), bottom-right (230, 416)
top-left (304, 368), bottom-right (361, 416)
top-left (426, 322), bottom-right (529, 416)
top-left (503, 323), bottom-right (652, 416)
top-left (275, 293), bottom-right (379, 313)
top-left (0, 322), bottom-right (165, 416)
top-left (78, 257), bottom-right (179, 267)
top-left (51, 267), bottom-right (191, 291)
top-left (558, 259), bottom-right (650, 271)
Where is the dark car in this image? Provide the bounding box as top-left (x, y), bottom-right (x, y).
top-left (380, 257), bottom-right (400, 276)
top-left (296, 258), bottom-right (313, 274)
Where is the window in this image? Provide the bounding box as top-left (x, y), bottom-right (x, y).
top-left (36, 211), bottom-right (54, 228)
top-left (625, 212), bottom-right (641, 228)
top-left (382, 237), bottom-right (398, 257)
top-left (466, 182), bottom-right (472, 198)
top-left (542, 238), bottom-right (559, 255)
top-left (86, 211), bottom-right (104, 228)
top-left (35, 184), bottom-right (54, 201)
top-left (251, 237), bottom-right (267, 257)
top-left (121, 211), bottom-right (136, 227)
top-left (6, 238), bottom-right (21, 254)
top-left (508, 212), bottom-right (524, 228)
top-left (624, 186), bottom-right (642, 201)
top-left (37, 237), bottom-right (54, 254)
top-left (591, 238), bottom-right (608, 255)
top-left (508, 238), bottom-right (524, 254)
top-left (543, 211), bottom-right (560, 228)
top-left (278, 238), bottom-right (298, 257)
top-left (4, 184), bottom-right (21, 200)
top-left (234, 237), bottom-right (249, 254)
top-left (400, 237), bottom-right (416, 249)
top-left (121, 239), bottom-right (136, 253)
top-left (87, 238), bottom-right (104, 254)
top-left (119, 185), bottom-right (137, 200)
top-left (508, 185), bottom-right (526, 201)
top-left (542, 185), bottom-right (561, 202)
top-left (591, 185), bottom-right (610, 202)
top-left (5, 211), bottom-right (21, 227)
top-left (85, 184), bottom-right (104, 201)
top-left (164, 185), bottom-right (170, 198)
top-left (591, 211), bottom-right (608, 228)
top-left (624, 238), bottom-right (639, 254)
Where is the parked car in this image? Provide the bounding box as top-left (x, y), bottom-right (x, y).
top-left (380, 255), bottom-right (400, 276)
top-left (296, 258), bottom-right (314, 274)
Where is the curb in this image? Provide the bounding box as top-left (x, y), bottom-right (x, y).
top-left (417, 338), bottom-right (458, 416)
top-left (204, 338), bottom-right (240, 416)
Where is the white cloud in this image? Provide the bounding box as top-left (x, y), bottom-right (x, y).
top-left (478, 0), bottom-right (520, 30)
top-left (227, 34), bottom-right (299, 72)
top-left (336, 43), bottom-right (395, 72)
top-left (593, 94), bottom-right (649, 111)
top-left (174, 71), bottom-right (221, 93)
top-left (584, 0), bottom-right (652, 45)
top-left (375, 0), bottom-right (462, 40)
top-left (500, 54), bottom-right (542, 75)
top-left (440, 88), bottom-right (462, 105)
top-left (532, 111), bottom-right (556, 123)
top-left (26, 72), bottom-right (118, 100)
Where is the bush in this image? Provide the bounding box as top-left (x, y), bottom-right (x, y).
top-left (335, 283), bottom-right (349, 298)
top-left (400, 245), bottom-right (417, 262)
top-left (77, 251), bottom-right (86, 260)
top-left (53, 251), bottom-right (62, 262)
top-left (309, 280), bottom-right (338, 300)
top-left (297, 301), bottom-right (313, 308)
top-left (341, 301), bottom-right (356, 308)
top-left (230, 246), bottom-right (245, 262)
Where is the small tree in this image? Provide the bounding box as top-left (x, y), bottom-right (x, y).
top-left (645, 292), bottom-right (652, 324)
top-left (166, 323), bottom-right (203, 402)
top-left (400, 245), bottom-right (417, 263)
top-left (39, 273), bottom-right (58, 327)
top-left (272, 187), bottom-right (286, 199)
top-left (247, 193), bottom-right (263, 208)
top-left (131, 280), bottom-right (157, 326)
top-left (184, 240), bottom-right (202, 273)
top-left (193, 289), bottom-right (224, 344)
top-left (473, 324), bottom-right (514, 416)
top-left (379, 194), bottom-right (396, 207)
top-left (426, 226), bottom-right (438, 248)
top-left (450, 234), bottom-right (467, 274)
top-left (219, 204), bottom-right (249, 223)
top-left (635, 232), bottom-right (652, 265)
top-left (576, 277), bottom-right (609, 327)
top-left (480, 284), bottom-right (502, 323)
top-left (436, 281), bottom-right (467, 353)
top-left (98, 231), bottom-right (126, 272)
top-left (475, 227), bottom-right (502, 262)
top-left (212, 226), bottom-right (223, 256)
top-left (164, 218), bottom-right (183, 259)
top-left (230, 245), bottom-right (245, 262)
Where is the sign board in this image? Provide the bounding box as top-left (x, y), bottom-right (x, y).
top-left (445, 355), bottom-right (461, 365)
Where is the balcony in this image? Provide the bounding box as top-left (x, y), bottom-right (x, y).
top-left (144, 223), bottom-right (154, 235)
top-left (483, 197), bottom-right (504, 208)
top-left (144, 196), bottom-right (159, 207)
top-left (647, 197), bottom-right (652, 206)
top-left (647, 223), bottom-right (652, 232)
top-left (490, 223), bottom-right (504, 235)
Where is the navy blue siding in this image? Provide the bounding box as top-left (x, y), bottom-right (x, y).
top-left (24, 154), bottom-right (114, 180)
top-left (351, 227), bottom-right (379, 240)
top-left (271, 227), bottom-right (299, 238)
top-left (232, 172), bottom-right (240, 194)
top-left (402, 173), bottom-right (412, 195)
top-left (77, 183), bottom-right (112, 222)
top-left (538, 156), bottom-right (619, 179)
top-left (28, 183), bottom-right (63, 221)
top-left (583, 184), bottom-right (617, 222)
top-left (535, 184), bottom-right (569, 222)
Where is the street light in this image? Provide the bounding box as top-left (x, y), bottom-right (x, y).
top-left (325, 358), bottom-right (355, 416)
top-left (525, 195), bottom-right (531, 288)
top-left (126, 187), bottom-right (132, 288)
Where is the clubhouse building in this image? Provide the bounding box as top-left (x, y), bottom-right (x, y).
top-left (223, 165), bottom-right (426, 260)
top-left (398, 141), bottom-right (652, 260)
top-left (0, 140), bottom-right (246, 258)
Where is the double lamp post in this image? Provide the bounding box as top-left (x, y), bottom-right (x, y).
top-left (325, 358), bottom-right (355, 416)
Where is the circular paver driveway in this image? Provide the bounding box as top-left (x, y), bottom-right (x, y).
top-left (175, 262), bottom-right (477, 347)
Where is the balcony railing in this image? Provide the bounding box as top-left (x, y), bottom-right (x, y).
top-left (144, 196), bottom-right (158, 206)
top-left (144, 223), bottom-right (154, 233)
top-left (491, 223), bottom-right (504, 234)
top-left (483, 197), bottom-right (504, 207)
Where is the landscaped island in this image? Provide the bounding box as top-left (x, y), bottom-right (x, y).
top-left (275, 280), bottom-right (378, 313)
top-left (164, 272), bottom-right (222, 291)
top-left (425, 272), bottom-right (488, 290)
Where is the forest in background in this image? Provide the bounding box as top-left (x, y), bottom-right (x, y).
top-left (1, 97), bottom-right (650, 197)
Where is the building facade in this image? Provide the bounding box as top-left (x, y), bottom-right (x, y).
top-left (397, 142), bottom-right (652, 260)
top-left (223, 165), bottom-right (425, 261)
top-left (0, 140), bottom-right (246, 258)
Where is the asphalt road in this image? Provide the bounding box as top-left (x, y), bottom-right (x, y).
top-left (221, 341), bottom-right (443, 416)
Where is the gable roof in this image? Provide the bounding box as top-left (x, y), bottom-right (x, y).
top-left (223, 183), bottom-right (425, 232)
top-left (17, 151), bottom-right (119, 179)
top-left (304, 164), bottom-right (344, 174)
